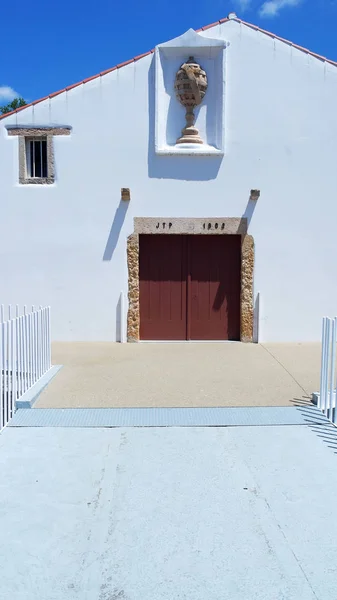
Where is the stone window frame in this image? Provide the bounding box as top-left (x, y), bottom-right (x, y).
top-left (6, 126), bottom-right (71, 185)
top-left (127, 217), bottom-right (255, 343)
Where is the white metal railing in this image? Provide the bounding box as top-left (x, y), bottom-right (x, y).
top-left (318, 316), bottom-right (337, 424)
top-left (0, 305), bottom-right (51, 430)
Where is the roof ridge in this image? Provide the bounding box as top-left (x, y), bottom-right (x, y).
top-left (1, 16), bottom-right (336, 122)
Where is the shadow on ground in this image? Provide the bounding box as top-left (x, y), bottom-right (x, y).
top-left (292, 396), bottom-right (337, 455)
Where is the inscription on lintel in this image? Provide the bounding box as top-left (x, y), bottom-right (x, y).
top-left (154, 221), bottom-right (226, 231)
top-left (134, 218), bottom-right (247, 235)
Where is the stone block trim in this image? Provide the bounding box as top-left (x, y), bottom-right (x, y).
top-left (241, 235), bottom-right (254, 343)
top-left (127, 218), bottom-right (255, 343)
top-left (127, 234), bottom-right (140, 342)
top-left (18, 135), bottom-right (55, 185)
top-left (10, 127), bottom-right (71, 185)
top-left (7, 127), bottom-right (71, 136)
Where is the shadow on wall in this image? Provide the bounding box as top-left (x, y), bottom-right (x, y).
top-left (147, 57), bottom-right (222, 181)
top-left (103, 200), bottom-right (129, 261)
top-left (243, 197), bottom-right (257, 226)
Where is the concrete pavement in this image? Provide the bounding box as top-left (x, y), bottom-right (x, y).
top-left (35, 342), bottom-right (321, 408)
top-left (1, 419), bottom-right (337, 599)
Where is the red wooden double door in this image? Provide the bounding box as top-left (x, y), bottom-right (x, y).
top-left (139, 234), bottom-right (241, 341)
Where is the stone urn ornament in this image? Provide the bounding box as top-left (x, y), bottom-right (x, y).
top-left (174, 56), bottom-right (208, 145)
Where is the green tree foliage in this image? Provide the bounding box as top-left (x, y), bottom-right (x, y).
top-left (0, 97), bottom-right (27, 115)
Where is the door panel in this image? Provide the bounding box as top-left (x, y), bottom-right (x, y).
top-left (188, 235), bottom-right (241, 340)
top-left (139, 234), bottom-right (241, 341)
top-left (139, 235), bottom-right (187, 340)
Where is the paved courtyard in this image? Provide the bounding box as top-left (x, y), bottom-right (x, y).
top-left (35, 341), bottom-right (321, 408)
top-left (1, 407), bottom-right (337, 600)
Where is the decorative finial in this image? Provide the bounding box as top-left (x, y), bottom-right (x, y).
top-left (174, 57), bottom-right (208, 145)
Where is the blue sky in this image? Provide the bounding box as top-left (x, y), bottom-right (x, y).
top-left (1, 0), bottom-right (336, 105)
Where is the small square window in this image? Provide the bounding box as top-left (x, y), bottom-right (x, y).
top-left (26, 137), bottom-right (48, 179)
top-left (11, 126), bottom-right (70, 185)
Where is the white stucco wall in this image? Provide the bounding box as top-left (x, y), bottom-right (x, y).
top-left (1, 19), bottom-right (337, 342)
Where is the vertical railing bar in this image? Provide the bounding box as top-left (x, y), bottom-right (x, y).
top-left (34, 309), bottom-right (37, 384)
top-left (36, 309), bottom-right (39, 380)
top-left (22, 316), bottom-right (25, 394)
top-left (33, 310), bottom-right (37, 385)
top-left (11, 318), bottom-right (16, 417)
top-left (329, 319), bottom-right (336, 421)
top-left (323, 318), bottom-right (330, 414)
top-left (7, 320), bottom-right (11, 423)
top-left (16, 317), bottom-right (20, 400)
top-left (319, 317), bottom-right (326, 411)
top-left (30, 311), bottom-right (34, 387)
top-left (32, 310), bottom-right (35, 385)
top-left (19, 317), bottom-right (23, 398)
top-left (23, 315), bottom-right (28, 394)
top-left (31, 310), bottom-right (34, 387)
top-left (31, 310), bottom-right (35, 385)
top-left (322, 318), bottom-right (328, 414)
top-left (50, 306), bottom-right (52, 368)
top-left (39, 309), bottom-right (42, 377)
top-left (331, 317), bottom-right (337, 424)
top-left (41, 308), bottom-right (44, 374)
top-left (27, 313), bottom-right (30, 388)
top-left (28, 313), bottom-right (32, 389)
top-left (47, 307), bottom-right (51, 368)
top-left (0, 322), bottom-right (3, 430)
top-left (326, 319), bottom-right (332, 416)
top-left (35, 309), bottom-right (39, 380)
top-left (3, 322), bottom-right (8, 427)
top-left (16, 318), bottom-right (20, 400)
top-left (321, 318), bottom-right (327, 413)
top-left (43, 308), bottom-right (46, 373)
top-left (38, 306), bottom-right (42, 378)
top-left (45, 308), bottom-right (48, 372)
top-left (37, 309), bottom-right (41, 379)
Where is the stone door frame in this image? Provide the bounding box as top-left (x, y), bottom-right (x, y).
top-left (127, 217), bottom-right (254, 342)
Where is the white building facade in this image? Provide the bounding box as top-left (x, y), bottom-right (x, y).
top-left (1, 15), bottom-right (337, 342)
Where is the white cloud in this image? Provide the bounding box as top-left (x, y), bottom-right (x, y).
top-left (233, 0), bottom-right (252, 11)
top-left (0, 86), bottom-right (20, 101)
top-left (259, 0), bottom-right (302, 17)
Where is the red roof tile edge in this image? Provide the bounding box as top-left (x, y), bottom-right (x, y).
top-left (239, 19), bottom-right (337, 67)
top-left (1, 17), bottom-right (336, 122)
